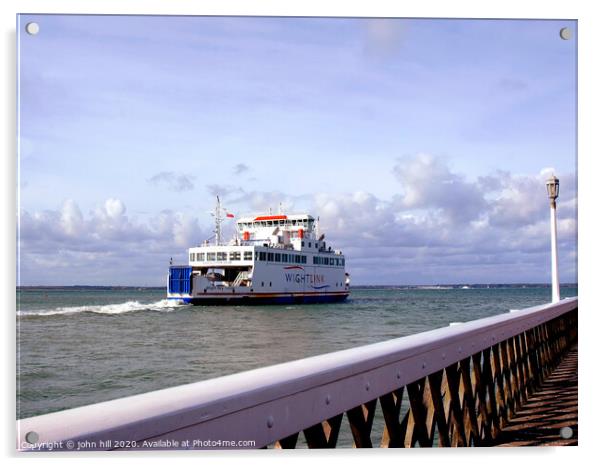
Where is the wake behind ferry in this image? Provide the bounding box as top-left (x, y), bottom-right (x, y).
top-left (167, 198), bottom-right (350, 305)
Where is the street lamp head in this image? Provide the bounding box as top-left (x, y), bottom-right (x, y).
top-left (546, 175), bottom-right (560, 201)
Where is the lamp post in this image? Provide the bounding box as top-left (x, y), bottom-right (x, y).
top-left (546, 175), bottom-right (560, 303)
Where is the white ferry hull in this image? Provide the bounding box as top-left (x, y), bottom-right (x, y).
top-left (168, 291), bottom-right (349, 306)
top-left (166, 209), bottom-right (350, 306)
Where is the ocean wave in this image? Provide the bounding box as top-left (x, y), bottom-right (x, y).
top-left (17, 299), bottom-right (190, 317)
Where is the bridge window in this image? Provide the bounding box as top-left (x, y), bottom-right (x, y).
top-left (217, 252), bottom-right (227, 261)
top-left (282, 253), bottom-right (288, 263)
top-left (275, 253), bottom-right (281, 262)
top-left (189, 253), bottom-right (194, 261)
top-left (196, 253), bottom-right (205, 261)
top-left (244, 251), bottom-right (253, 261)
top-left (342, 258), bottom-right (345, 266)
top-left (259, 251), bottom-right (266, 261)
top-left (301, 255), bottom-right (307, 264)
top-left (229, 251), bottom-right (241, 261)
top-left (330, 258), bottom-right (334, 265)
top-left (267, 252), bottom-right (274, 261)
top-left (207, 252), bottom-right (216, 261)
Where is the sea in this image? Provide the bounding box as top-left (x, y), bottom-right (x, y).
top-left (17, 285), bottom-right (577, 443)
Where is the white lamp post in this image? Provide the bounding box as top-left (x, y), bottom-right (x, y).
top-left (546, 175), bottom-right (560, 303)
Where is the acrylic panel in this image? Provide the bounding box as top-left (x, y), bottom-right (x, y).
top-left (16, 15), bottom-right (577, 451)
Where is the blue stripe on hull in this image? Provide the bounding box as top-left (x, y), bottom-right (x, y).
top-left (171, 294), bottom-right (349, 306)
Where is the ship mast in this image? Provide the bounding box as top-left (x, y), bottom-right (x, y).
top-left (213, 196), bottom-right (223, 246)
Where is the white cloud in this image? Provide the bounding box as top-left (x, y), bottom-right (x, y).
top-left (392, 154), bottom-right (487, 223)
top-left (17, 156), bottom-right (577, 286)
top-left (103, 198), bottom-right (126, 218)
top-left (18, 198), bottom-right (212, 285)
top-left (59, 199), bottom-right (84, 237)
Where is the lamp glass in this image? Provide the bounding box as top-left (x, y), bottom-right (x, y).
top-left (546, 178), bottom-right (559, 199)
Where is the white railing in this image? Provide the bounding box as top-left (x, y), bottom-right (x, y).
top-left (17, 297), bottom-right (577, 450)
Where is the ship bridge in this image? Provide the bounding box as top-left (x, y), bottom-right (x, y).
top-left (236, 214), bottom-right (318, 245)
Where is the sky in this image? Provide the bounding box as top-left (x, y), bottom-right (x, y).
top-left (17, 15), bottom-right (577, 286)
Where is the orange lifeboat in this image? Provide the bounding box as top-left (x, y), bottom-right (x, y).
top-left (242, 231), bottom-right (250, 241)
top-left (298, 228), bottom-right (304, 239)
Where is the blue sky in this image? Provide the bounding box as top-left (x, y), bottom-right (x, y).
top-left (17, 15), bottom-right (577, 286)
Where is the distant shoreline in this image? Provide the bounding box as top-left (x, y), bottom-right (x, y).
top-left (16, 284), bottom-right (578, 291)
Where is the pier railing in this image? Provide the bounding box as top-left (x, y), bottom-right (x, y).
top-left (18, 297), bottom-right (577, 450)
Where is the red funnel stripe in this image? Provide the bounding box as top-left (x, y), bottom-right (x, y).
top-left (254, 215), bottom-right (288, 221)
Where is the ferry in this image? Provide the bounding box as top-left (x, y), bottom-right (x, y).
top-left (167, 198), bottom-right (350, 305)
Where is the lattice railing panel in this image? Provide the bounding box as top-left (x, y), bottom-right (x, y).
top-left (267, 307), bottom-right (577, 448)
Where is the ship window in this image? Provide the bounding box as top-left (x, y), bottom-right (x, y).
top-left (229, 251), bottom-right (241, 261)
top-left (197, 253), bottom-right (205, 261)
top-left (267, 252), bottom-right (274, 261)
top-left (295, 255), bottom-right (301, 264)
top-left (342, 258), bottom-right (345, 266)
top-left (301, 255), bottom-right (307, 264)
top-left (189, 253), bottom-right (194, 262)
top-left (282, 253), bottom-right (288, 263)
top-left (217, 252), bottom-right (227, 261)
top-left (301, 241), bottom-right (305, 247)
top-left (308, 242), bottom-right (312, 248)
top-left (259, 251), bottom-right (266, 261)
top-left (330, 258), bottom-right (334, 265)
top-left (207, 252), bottom-right (216, 261)
top-left (315, 243), bottom-right (318, 248)
top-left (244, 251), bottom-right (253, 261)
top-left (313, 256), bottom-right (318, 265)
top-left (275, 253), bottom-right (281, 262)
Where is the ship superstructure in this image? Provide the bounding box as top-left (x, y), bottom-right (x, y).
top-left (167, 199), bottom-right (350, 304)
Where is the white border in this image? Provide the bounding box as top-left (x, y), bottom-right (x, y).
top-left (3, 1), bottom-right (599, 465)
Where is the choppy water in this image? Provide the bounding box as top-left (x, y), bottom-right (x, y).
top-left (17, 286), bottom-right (576, 421)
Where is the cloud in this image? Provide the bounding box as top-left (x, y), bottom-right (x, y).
top-left (309, 154), bottom-right (576, 284)
top-left (392, 154), bottom-right (487, 223)
top-left (363, 19), bottom-right (407, 59)
top-left (206, 185), bottom-right (304, 214)
top-left (18, 198), bottom-right (212, 285)
top-left (17, 156), bottom-right (577, 286)
top-left (148, 171), bottom-right (195, 192)
top-left (232, 163), bottom-right (250, 175)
